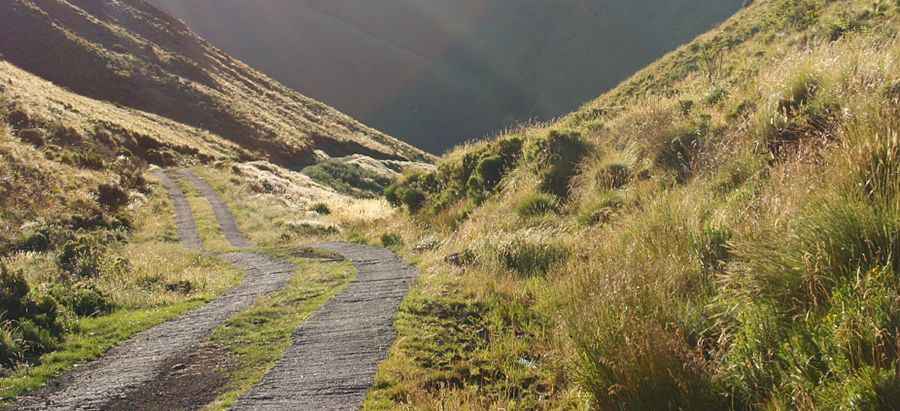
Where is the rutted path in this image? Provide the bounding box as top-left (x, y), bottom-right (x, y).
top-left (233, 243), bottom-right (418, 410)
top-left (14, 170), bottom-right (295, 410)
top-left (15, 169), bottom-right (418, 410)
top-left (175, 169), bottom-right (252, 249)
top-left (156, 170), bottom-right (203, 250)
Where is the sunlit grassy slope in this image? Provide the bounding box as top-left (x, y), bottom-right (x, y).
top-left (0, 0), bottom-right (428, 166)
top-left (367, 0), bottom-right (900, 409)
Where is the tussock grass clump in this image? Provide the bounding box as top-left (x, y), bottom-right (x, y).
top-left (575, 191), bottom-right (624, 227)
top-left (523, 130), bottom-right (590, 198)
top-left (515, 192), bottom-right (560, 217)
top-left (495, 237), bottom-right (567, 277)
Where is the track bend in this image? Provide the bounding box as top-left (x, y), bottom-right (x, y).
top-left (14, 170), bottom-right (294, 410)
top-left (13, 169), bottom-right (418, 411)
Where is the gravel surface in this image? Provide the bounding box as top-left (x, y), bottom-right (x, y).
top-left (233, 242), bottom-right (418, 411)
top-left (12, 169), bottom-right (418, 411)
top-left (176, 169), bottom-right (252, 248)
top-left (153, 170), bottom-right (202, 250)
top-left (13, 171), bottom-right (294, 410)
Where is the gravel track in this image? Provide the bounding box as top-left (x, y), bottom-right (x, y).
top-left (13, 171), bottom-right (294, 410)
top-left (153, 170), bottom-right (202, 250)
top-left (233, 242), bottom-right (418, 411)
top-left (175, 169), bottom-right (252, 249)
top-left (13, 169), bottom-right (418, 411)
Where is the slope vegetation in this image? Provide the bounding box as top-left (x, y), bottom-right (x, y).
top-left (149, 0), bottom-right (743, 153)
top-left (0, 0), bottom-right (427, 166)
top-left (369, 0), bottom-right (900, 408)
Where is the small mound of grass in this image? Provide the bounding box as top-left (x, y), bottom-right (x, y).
top-left (515, 192), bottom-right (559, 217)
top-left (496, 238), bottom-right (567, 277)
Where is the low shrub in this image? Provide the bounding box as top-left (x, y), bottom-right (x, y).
top-left (49, 282), bottom-right (114, 317)
top-left (466, 155), bottom-right (505, 202)
top-left (96, 183), bottom-right (129, 211)
top-left (523, 129), bottom-right (590, 198)
top-left (0, 265), bottom-right (69, 368)
top-left (302, 159), bottom-right (393, 198)
top-left (145, 148), bottom-right (178, 167)
top-left (496, 239), bottom-right (567, 277)
top-left (515, 192), bottom-right (559, 217)
top-left (282, 220), bottom-right (340, 237)
top-left (18, 128), bottom-right (46, 147)
top-left (385, 184), bottom-right (427, 213)
top-left (15, 221), bottom-right (69, 253)
top-left (56, 233), bottom-right (128, 278)
top-left (380, 233), bottom-right (403, 247)
top-left (704, 86), bottom-right (727, 105)
top-left (311, 203), bottom-right (331, 215)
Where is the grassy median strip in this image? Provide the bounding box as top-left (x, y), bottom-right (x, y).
top-left (175, 176), bottom-right (234, 253)
top-left (202, 249), bottom-right (356, 410)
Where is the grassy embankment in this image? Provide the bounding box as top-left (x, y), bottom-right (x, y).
top-left (362, 1), bottom-right (900, 409)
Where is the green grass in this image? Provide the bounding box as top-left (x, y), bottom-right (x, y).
top-left (302, 159), bottom-right (393, 198)
top-left (202, 251), bottom-right (355, 410)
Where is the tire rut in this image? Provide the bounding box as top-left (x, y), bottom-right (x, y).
top-left (13, 170), bottom-right (295, 411)
top-left (153, 170), bottom-right (202, 250)
top-left (14, 169), bottom-right (418, 411)
top-left (233, 243), bottom-right (418, 411)
top-left (175, 169), bottom-right (252, 249)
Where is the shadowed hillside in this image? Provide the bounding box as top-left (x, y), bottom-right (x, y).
top-left (364, 0), bottom-right (900, 408)
top-left (148, 0), bottom-right (743, 153)
top-left (0, 0), bottom-right (428, 166)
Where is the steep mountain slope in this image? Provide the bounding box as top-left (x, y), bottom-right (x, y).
top-left (148, 0), bottom-right (743, 153)
top-left (367, 0), bottom-right (900, 408)
top-left (0, 0), bottom-right (428, 166)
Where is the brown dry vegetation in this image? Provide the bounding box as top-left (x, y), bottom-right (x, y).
top-left (368, 0), bottom-right (900, 409)
top-left (0, 0), bottom-right (428, 167)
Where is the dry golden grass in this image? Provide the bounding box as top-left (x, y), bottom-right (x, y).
top-left (364, 1), bottom-right (900, 409)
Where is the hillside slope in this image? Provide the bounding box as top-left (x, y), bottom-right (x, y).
top-left (0, 0), bottom-right (428, 166)
top-left (148, 0), bottom-right (743, 153)
top-left (366, 0), bottom-right (900, 409)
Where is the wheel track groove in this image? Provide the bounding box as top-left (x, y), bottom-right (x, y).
top-left (13, 170), bottom-right (294, 410)
top-left (13, 169), bottom-right (418, 411)
top-left (233, 243), bottom-right (418, 410)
